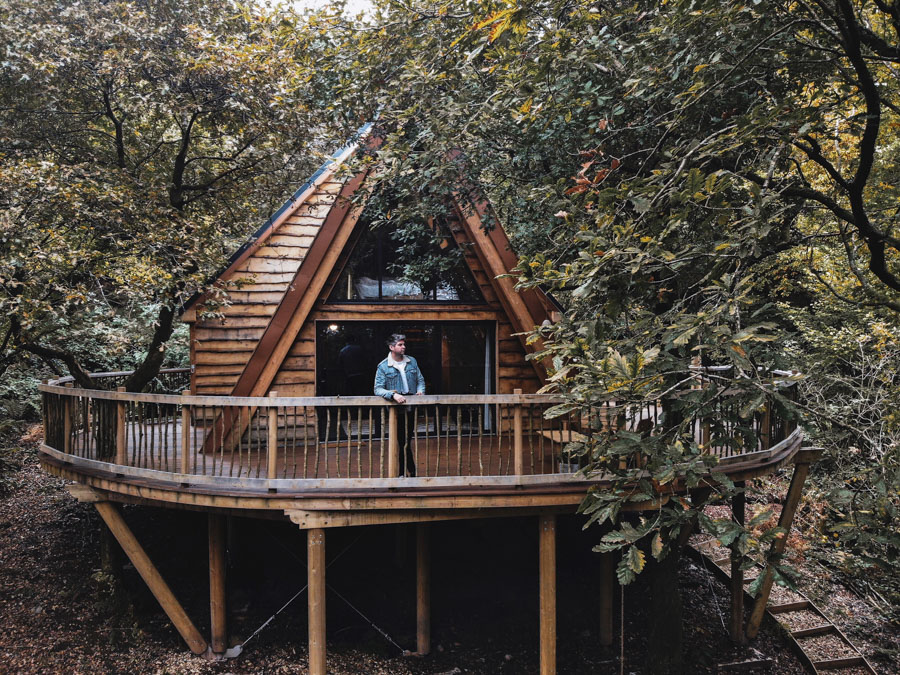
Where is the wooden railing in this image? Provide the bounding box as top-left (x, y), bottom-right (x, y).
top-left (39, 370), bottom-right (798, 486)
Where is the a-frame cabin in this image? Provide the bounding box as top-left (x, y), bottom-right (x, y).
top-left (38, 127), bottom-right (813, 674)
top-left (181, 128), bottom-right (559, 404)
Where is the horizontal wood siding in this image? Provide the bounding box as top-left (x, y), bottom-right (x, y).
top-left (188, 184), bottom-right (542, 399)
top-left (189, 180), bottom-right (344, 396)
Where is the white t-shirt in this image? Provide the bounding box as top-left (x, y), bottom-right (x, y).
top-left (388, 354), bottom-right (411, 393)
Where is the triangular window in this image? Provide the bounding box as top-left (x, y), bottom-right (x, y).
top-left (328, 218), bottom-right (483, 303)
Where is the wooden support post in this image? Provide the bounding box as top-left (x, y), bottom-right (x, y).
top-left (513, 388), bottom-right (524, 475)
top-left (388, 406), bottom-right (399, 477)
top-left (416, 523), bottom-right (431, 655)
top-left (539, 514), bottom-right (557, 675)
top-left (181, 391), bottom-right (191, 475)
top-left (730, 482), bottom-right (746, 644)
top-left (599, 551), bottom-right (615, 647)
top-left (746, 460), bottom-right (813, 639)
top-left (63, 383), bottom-right (73, 454)
top-left (208, 513), bottom-right (227, 655)
top-left (268, 392), bottom-right (279, 479)
top-left (308, 528), bottom-right (326, 675)
top-left (93, 501), bottom-right (208, 655)
top-left (115, 386), bottom-right (127, 465)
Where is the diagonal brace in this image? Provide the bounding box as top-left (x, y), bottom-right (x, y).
top-left (94, 501), bottom-right (208, 655)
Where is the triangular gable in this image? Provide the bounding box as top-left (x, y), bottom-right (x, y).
top-left (192, 135), bottom-right (560, 451)
top-left (181, 121), bottom-right (374, 321)
top-left (190, 132), bottom-right (558, 401)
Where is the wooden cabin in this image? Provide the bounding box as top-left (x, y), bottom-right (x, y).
top-left (181, 127), bottom-right (558, 404)
top-left (38, 127), bottom-right (814, 674)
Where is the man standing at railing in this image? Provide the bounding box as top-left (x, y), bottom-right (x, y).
top-left (374, 333), bottom-right (425, 476)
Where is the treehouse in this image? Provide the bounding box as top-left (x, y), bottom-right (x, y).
top-left (39, 127), bottom-right (815, 673)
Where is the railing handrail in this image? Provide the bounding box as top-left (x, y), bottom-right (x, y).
top-left (50, 367), bottom-right (191, 386)
top-left (40, 382), bottom-right (561, 407)
top-left (41, 366), bottom-right (798, 408)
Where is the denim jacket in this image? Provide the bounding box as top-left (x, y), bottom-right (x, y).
top-left (374, 355), bottom-right (426, 400)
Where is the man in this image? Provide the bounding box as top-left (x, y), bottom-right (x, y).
top-left (374, 334), bottom-right (425, 476)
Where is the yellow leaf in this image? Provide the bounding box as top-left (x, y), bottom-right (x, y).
top-left (693, 64), bottom-right (709, 73)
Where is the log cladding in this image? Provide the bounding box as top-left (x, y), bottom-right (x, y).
top-left (188, 180), bottom-right (343, 396)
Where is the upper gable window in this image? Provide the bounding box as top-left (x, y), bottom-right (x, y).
top-left (328, 219), bottom-right (483, 303)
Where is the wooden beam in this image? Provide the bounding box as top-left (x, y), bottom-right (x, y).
top-left (746, 459), bottom-right (815, 639)
top-left (308, 528), bottom-right (327, 675)
top-left (93, 501), bottom-right (208, 655)
top-left (285, 505), bottom-right (577, 529)
top-left (539, 514), bottom-right (557, 675)
top-left (208, 513), bottom-right (227, 655)
top-left (452, 200), bottom-right (548, 382)
top-left (416, 523), bottom-right (431, 656)
top-left (730, 482), bottom-right (746, 644)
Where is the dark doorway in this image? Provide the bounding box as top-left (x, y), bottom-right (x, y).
top-left (316, 321), bottom-right (495, 397)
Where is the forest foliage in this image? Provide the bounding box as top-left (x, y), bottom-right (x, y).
top-left (0, 0), bottom-right (897, 632)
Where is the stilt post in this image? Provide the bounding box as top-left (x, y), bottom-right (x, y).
top-left (267, 392), bottom-right (279, 479)
top-left (93, 501), bottom-right (208, 654)
top-left (513, 388), bottom-right (524, 475)
top-left (539, 514), bottom-right (557, 675)
top-left (730, 482), bottom-right (746, 644)
top-left (599, 551), bottom-right (615, 647)
top-left (388, 406), bottom-right (399, 477)
top-left (416, 522), bottom-right (431, 655)
top-left (180, 391), bottom-right (191, 475)
top-left (746, 450), bottom-right (820, 639)
top-left (308, 528), bottom-right (327, 675)
top-left (209, 513), bottom-right (227, 655)
top-left (115, 386), bottom-right (126, 465)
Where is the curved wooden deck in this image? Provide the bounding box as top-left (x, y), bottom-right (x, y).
top-left (38, 370), bottom-right (813, 671)
top-left (39, 369), bottom-right (804, 518)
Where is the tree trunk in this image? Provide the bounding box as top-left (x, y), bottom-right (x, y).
top-left (645, 550), bottom-right (684, 675)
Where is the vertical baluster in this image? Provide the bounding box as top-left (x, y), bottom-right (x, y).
top-left (379, 408), bottom-right (386, 478)
top-left (367, 408), bottom-right (373, 479)
top-left (456, 406), bottom-right (462, 477)
top-left (387, 407), bottom-right (398, 478)
top-left (116, 387), bottom-right (126, 466)
top-left (150, 399), bottom-right (156, 469)
top-left (527, 403), bottom-right (535, 475)
top-left (291, 405), bottom-right (298, 479)
top-left (323, 408), bottom-right (331, 479)
top-left (424, 406), bottom-right (431, 478)
top-left (478, 406), bottom-right (484, 476)
top-left (268, 394), bottom-right (279, 480)
top-left (513, 390), bottom-right (524, 476)
top-left (181, 392), bottom-right (191, 475)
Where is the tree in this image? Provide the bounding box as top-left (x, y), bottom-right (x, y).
top-left (332, 0), bottom-right (899, 669)
top-left (0, 0), bottom-right (346, 392)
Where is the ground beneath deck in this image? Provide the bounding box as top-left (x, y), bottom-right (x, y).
top-left (2, 426), bottom-right (896, 675)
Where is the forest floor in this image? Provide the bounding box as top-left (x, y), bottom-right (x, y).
top-left (0, 424), bottom-right (895, 675)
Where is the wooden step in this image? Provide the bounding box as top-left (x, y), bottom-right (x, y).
top-left (812, 655), bottom-right (866, 670)
top-left (768, 601), bottom-right (810, 614)
top-left (791, 624), bottom-right (836, 638)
